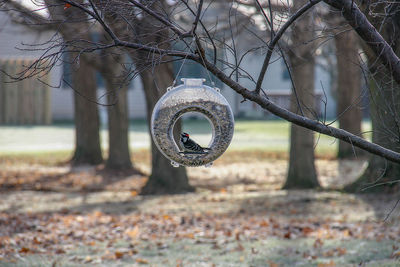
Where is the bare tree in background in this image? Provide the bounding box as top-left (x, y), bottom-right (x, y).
top-left (345, 0), bottom-right (400, 192)
top-left (4, 1), bottom-right (136, 169)
top-left (284, 0), bottom-right (319, 189)
top-left (330, 15), bottom-right (364, 159)
top-left (92, 0), bottom-right (192, 193)
top-left (45, 0), bottom-right (103, 165)
top-left (99, 48), bottom-right (133, 170)
top-left (3, 0), bottom-right (400, 193)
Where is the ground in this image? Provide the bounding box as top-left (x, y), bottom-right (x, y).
top-left (1, 121), bottom-right (399, 266)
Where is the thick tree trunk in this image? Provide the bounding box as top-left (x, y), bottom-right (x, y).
top-left (334, 28), bottom-right (363, 159)
top-left (344, 1), bottom-right (400, 192)
top-left (284, 0), bottom-right (319, 189)
top-left (70, 55), bottom-right (103, 165)
top-left (344, 69), bottom-right (400, 192)
top-left (45, 0), bottom-right (102, 165)
top-left (106, 82), bottom-right (132, 170)
top-left (106, 0), bottom-right (193, 194)
top-left (140, 65), bottom-right (193, 195)
top-left (101, 54), bottom-right (132, 170)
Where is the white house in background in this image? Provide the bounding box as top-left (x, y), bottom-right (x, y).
top-left (0, 11), bottom-right (335, 124)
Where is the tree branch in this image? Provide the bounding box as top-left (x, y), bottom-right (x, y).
top-left (191, 0), bottom-right (203, 34)
top-left (127, 0), bottom-right (191, 38)
top-left (200, 58), bottom-right (400, 163)
top-left (255, 0), bottom-right (322, 94)
top-left (324, 0), bottom-right (400, 85)
top-left (3, 0), bottom-right (55, 31)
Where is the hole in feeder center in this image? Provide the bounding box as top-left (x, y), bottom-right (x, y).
top-left (173, 112), bottom-right (214, 151)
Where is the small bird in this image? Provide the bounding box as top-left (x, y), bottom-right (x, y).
top-left (180, 132), bottom-right (205, 153)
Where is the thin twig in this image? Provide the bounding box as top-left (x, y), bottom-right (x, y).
top-left (255, 0), bottom-right (322, 94)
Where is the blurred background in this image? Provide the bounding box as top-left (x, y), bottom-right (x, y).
top-left (1, 0), bottom-right (400, 266)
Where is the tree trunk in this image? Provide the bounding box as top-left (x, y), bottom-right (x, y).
top-left (70, 55), bottom-right (103, 165)
top-left (344, 69), bottom-right (400, 192)
top-left (45, 0), bottom-right (103, 165)
top-left (139, 65), bottom-right (193, 195)
top-left (334, 28), bottom-right (363, 159)
top-left (344, 1), bottom-right (400, 192)
top-left (106, 82), bottom-right (132, 170)
top-left (283, 0), bottom-right (319, 189)
top-left (101, 53), bottom-right (132, 170)
top-left (107, 0), bottom-right (193, 194)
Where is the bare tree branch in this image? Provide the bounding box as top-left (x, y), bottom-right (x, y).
top-left (191, 0), bottom-right (203, 34)
top-left (324, 0), bottom-right (400, 85)
top-left (127, 0), bottom-right (191, 38)
top-left (255, 0), bottom-right (322, 94)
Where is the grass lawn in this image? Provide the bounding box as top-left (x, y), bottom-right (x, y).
top-left (0, 119), bottom-right (372, 160)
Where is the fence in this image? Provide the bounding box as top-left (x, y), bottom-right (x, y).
top-left (0, 59), bottom-right (51, 125)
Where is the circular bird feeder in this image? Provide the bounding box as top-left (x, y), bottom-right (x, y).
top-left (151, 78), bottom-right (234, 167)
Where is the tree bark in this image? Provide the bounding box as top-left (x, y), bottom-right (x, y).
top-left (334, 28), bottom-right (363, 159)
top-left (105, 81), bottom-right (132, 170)
top-left (70, 55), bottom-right (103, 165)
top-left (284, 0), bottom-right (320, 189)
top-left (101, 54), bottom-right (132, 170)
top-left (139, 65), bottom-right (194, 195)
top-left (45, 0), bottom-right (103, 165)
top-left (110, 0), bottom-right (193, 194)
top-left (344, 68), bottom-right (400, 192)
top-left (344, 1), bottom-right (400, 192)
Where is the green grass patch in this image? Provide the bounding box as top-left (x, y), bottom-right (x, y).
top-left (0, 150), bottom-right (72, 165)
top-left (0, 120), bottom-right (372, 162)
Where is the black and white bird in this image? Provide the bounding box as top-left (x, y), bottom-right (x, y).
top-left (180, 132), bottom-right (206, 153)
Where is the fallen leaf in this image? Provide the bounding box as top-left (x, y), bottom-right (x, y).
top-left (183, 233), bottom-right (195, 239)
top-left (317, 260), bottom-right (335, 267)
top-left (33, 237), bottom-right (41, 245)
top-left (342, 229), bottom-right (351, 237)
top-left (284, 232), bottom-right (291, 239)
top-left (235, 231), bottom-right (241, 241)
top-left (126, 226), bottom-right (140, 239)
top-left (115, 251), bottom-right (124, 259)
top-left (64, 3), bottom-right (72, 10)
top-left (55, 248), bottom-right (66, 254)
top-left (19, 247), bottom-right (30, 253)
top-left (302, 226), bottom-right (313, 235)
top-left (136, 258), bottom-right (149, 264)
top-left (337, 247), bottom-right (347, 256)
top-left (84, 256), bottom-right (92, 263)
top-left (93, 211), bottom-right (104, 217)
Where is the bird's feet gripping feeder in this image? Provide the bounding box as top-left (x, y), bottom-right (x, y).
top-left (151, 78), bottom-right (234, 167)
